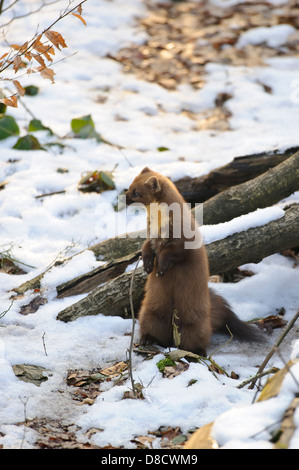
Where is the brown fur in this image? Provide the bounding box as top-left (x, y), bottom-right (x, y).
top-left (126, 167), bottom-right (260, 355)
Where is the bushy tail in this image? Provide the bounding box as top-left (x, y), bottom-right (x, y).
top-left (209, 288), bottom-right (262, 342)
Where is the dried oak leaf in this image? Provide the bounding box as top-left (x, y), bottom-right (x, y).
top-left (256, 315), bottom-right (287, 333)
top-left (44, 31), bottom-right (67, 50)
top-left (184, 422), bottom-right (218, 449)
top-left (100, 361), bottom-right (127, 378)
top-left (20, 295), bottom-right (47, 315)
top-left (0, 96), bottom-right (18, 108)
top-left (13, 56), bottom-right (22, 73)
top-left (13, 80), bottom-right (25, 96)
top-left (72, 13), bottom-right (87, 26)
top-left (38, 66), bottom-right (56, 83)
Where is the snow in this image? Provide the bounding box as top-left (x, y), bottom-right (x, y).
top-left (202, 206), bottom-right (285, 244)
top-left (0, 0), bottom-right (299, 449)
top-left (237, 24), bottom-right (296, 49)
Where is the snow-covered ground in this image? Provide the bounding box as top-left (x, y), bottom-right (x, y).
top-left (0, 0), bottom-right (298, 449)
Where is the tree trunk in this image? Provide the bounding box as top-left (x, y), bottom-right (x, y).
top-left (201, 150), bottom-right (299, 225)
top-left (175, 146), bottom-right (299, 204)
top-left (56, 204), bottom-right (299, 323)
top-left (56, 251), bottom-right (141, 298)
top-left (13, 150), bottom-right (299, 296)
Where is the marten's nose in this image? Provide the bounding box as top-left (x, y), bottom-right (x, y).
top-left (124, 191), bottom-right (133, 205)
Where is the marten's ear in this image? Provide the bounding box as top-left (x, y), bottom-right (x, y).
top-left (145, 176), bottom-right (161, 193)
top-left (141, 166), bottom-right (151, 174)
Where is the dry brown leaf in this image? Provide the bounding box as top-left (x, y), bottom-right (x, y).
top-left (133, 435), bottom-right (155, 448)
top-left (72, 13), bottom-right (87, 26)
top-left (258, 359), bottom-right (298, 402)
top-left (256, 315), bottom-right (287, 333)
top-left (24, 51), bottom-right (33, 61)
top-left (13, 56), bottom-right (22, 73)
top-left (163, 361), bottom-right (189, 379)
top-left (100, 361), bottom-right (127, 378)
top-left (13, 80), bottom-right (25, 96)
top-left (0, 95), bottom-right (18, 108)
top-left (10, 42), bottom-right (28, 53)
top-left (33, 39), bottom-right (55, 61)
top-left (44, 30), bottom-right (67, 50)
top-left (184, 422), bottom-right (218, 449)
top-left (32, 53), bottom-right (46, 68)
top-left (38, 66), bottom-right (55, 83)
top-left (0, 52), bottom-right (8, 60)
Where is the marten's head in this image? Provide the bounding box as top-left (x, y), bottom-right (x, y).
top-left (125, 167), bottom-right (162, 207)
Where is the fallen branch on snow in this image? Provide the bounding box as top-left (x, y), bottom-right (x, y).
top-left (56, 204), bottom-right (299, 323)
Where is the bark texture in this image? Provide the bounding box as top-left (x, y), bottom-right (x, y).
top-left (56, 204), bottom-right (299, 322)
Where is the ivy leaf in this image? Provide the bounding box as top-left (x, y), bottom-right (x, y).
top-left (0, 115), bottom-right (20, 140)
top-left (71, 114), bottom-right (96, 139)
top-left (24, 85), bottom-right (39, 96)
top-left (78, 170), bottom-right (115, 193)
top-left (28, 119), bottom-right (53, 134)
top-left (13, 134), bottom-right (43, 150)
top-left (70, 114), bottom-right (103, 142)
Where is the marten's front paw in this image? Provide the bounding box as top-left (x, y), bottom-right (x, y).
top-left (156, 262), bottom-right (170, 277)
top-left (143, 255), bottom-right (155, 274)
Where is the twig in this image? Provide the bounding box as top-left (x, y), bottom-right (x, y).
top-left (277, 349), bottom-right (299, 391)
top-left (42, 332), bottom-right (48, 356)
top-left (0, 0), bottom-right (88, 73)
top-left (0, 0), bottom-right (61, 28)
top-left (237, 367), bottom-right (279, 389)
top-left (19, 395), bottom-right (30, 449)
top-left (248, 308), bottom-right (299, 390)
top-left (0, 299), bottom-right (14, 320)
top-left (208, 324), bottom-right (233, 358)
top-left (35, 190), bottom-right (66, 199)
top-left (128, 257), bottom-right (141, 398)
top-left (0, 0), bottom-right (5, 16)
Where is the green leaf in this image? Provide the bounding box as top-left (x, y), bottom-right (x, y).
top-left (0, 103), bottom-right (7, 114)
top-left (156, 357), bottom-right (176, 373)
top-left (13, 135), bottom-right (42, 150)
top-left (24, 85), bottom-right (39, 96)
top-left (0, 115), bottom-right (20, 140)
top-left (71, 114), bottom-right (96, 139)
top-left (99, 171), bottom-right (115, 189)
top-left (28, 119), bottom-right (53, 134)
top-left (78, 170), bottom-right (115, 193)
top-left (157, 146), bottom-right (169, 152)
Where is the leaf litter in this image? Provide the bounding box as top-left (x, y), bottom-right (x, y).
top-left (1, 0), bottom-right (299, 450)
top-left (112, 0), bottom-right (299, 91)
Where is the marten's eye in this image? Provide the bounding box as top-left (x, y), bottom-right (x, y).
top-left (133, 189), bottom-right (141, 198)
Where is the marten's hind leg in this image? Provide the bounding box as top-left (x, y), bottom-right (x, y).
top-left (178, 321), bottom-right (211, 357)
top-left (138, 304), bottom-right (173, 348)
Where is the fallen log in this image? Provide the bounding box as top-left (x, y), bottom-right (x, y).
top-left (175, 146), bottom-right (299, 204)
top-left (56, 251), bottom-right (140, 298)
top-left (13, 150), bottom-right (299, 295)
top-left (202, 150), bottom-right (299, 225)
top-left (56, 203), bottom-right (299, 323)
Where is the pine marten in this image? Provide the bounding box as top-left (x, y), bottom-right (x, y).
top-left (125, 167), bottom-right (260, 356)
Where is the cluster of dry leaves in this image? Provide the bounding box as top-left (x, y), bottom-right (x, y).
top-left (112, 0), bottom-right (299, 91)
top-left (0, 2), bottom-right (86, 108)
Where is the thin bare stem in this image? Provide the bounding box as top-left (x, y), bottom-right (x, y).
top-left (249, 309), bottom-right (299, 390)
top-left (128, 257), bottom-right (141, 397)
top-left (0, 0), bottom-right (88, 74)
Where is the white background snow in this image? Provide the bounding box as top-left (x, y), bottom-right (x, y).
top-left (0, 0), bottom-right (299, 449)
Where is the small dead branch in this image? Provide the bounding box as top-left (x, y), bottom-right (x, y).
top-left (127, 257), bottom-right (141, 398)
top-left (237, 367), bottom-right (279, 389)
top-left (249, 309), bottom-right (299, 391)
